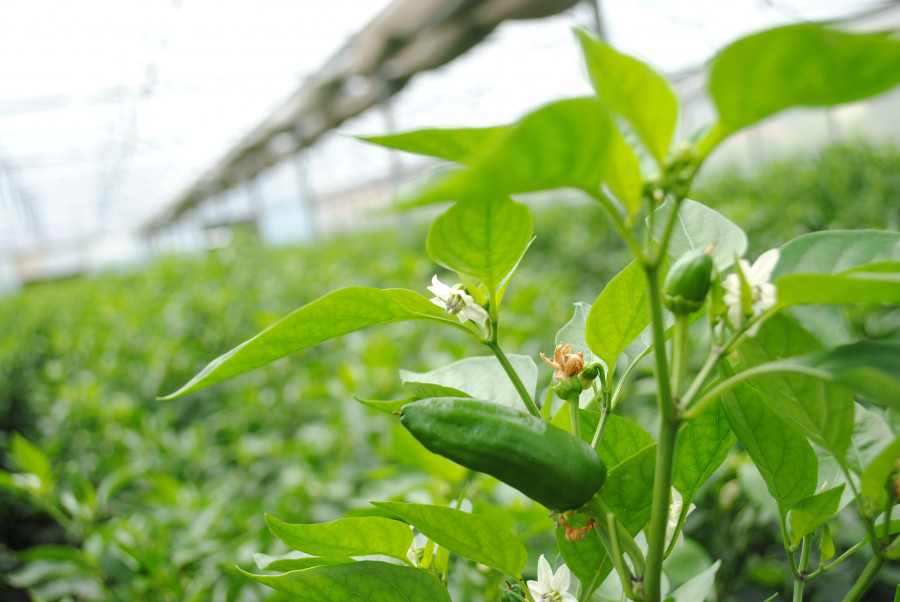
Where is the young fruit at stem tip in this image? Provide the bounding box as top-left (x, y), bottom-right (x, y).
top-left (663, 244), bottom-right (715, 314)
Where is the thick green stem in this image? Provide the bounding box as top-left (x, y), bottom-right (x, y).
top-left (670, 314), bottom-right (690, 401)
top-left (591, 395), bottom-right (610, 450)
top-left (486, 341), bottom-right (540, 417)
top-left (842, 553), bottom-right (887, 602)
top-left (642, 264), bottom-right (680, 602)
top-left (793, 534), bottom-right (813, 602)
top-left (569, 399), bottom-right (581, 439)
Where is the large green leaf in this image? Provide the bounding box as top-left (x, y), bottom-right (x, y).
top-left (358, 126), bottom-right (510, 163)
top-left (775, 271), bottom-right (900, 307)
top-left (576, 28), bottom-right (678, 164)
top-left (265, 515), bottom-right (414, 562)
top-left (555, 520), bottom-right (613, 599)
top-left (720, 364), bottom-right (817, 510)
top-left (788, 485), bottom-right (845, 546)
top-left (738, 315), bottom-right (854, 459)
top-left (161, 287), bottom-right (454, 399)
top-left (709, 25), bottom-right (900, 136)
top-left (241, 561), bottom-right (451, 601)
top-left (371, 502), bottom-right (527, 578)
top-left (673, 399), bottom-right (736, 505)
top-left (404, 98), bottom-right (622, 205)
top-left (775, 231), bottom-right (900, 277)
top-left (665, 560), bottom-right (721, 602)
top-left (651, 199), bottom-right (747, 271)
top-left (586, 260), bottom-right (649, 372)
top-left (253, 553), bottom-right (355, 572)
top-left (860, 434), bottom-right (900, 504)
top-left (426, 196), bottom-right (533, 291)
top-left (600, 444), bottom-right (656, 535)
top-left (587, 413), bottom-right (654, 470)
top-left (750, 341), bottom-right (900, 412)
top-left (399, 355), bottom-right (537, 412)
top-left (557, 302), bottom-right (595, 364)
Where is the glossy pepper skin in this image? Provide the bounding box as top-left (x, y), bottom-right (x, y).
top-left (400, 397), bottom-right (607, 512)
top-left (663, 248), bottom-right (714, 313)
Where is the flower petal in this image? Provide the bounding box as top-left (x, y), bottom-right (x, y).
top-left (750, 249), bottom-right (780, 282)
top-left (537, 555), bottom-right (554, 589)
top-left (551, 562), bottom-right (571, 593)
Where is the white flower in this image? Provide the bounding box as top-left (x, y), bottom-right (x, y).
top-left (666, 488), bottom-right (696, 548)
top-left (428, 275), bottom-right (489, 331)
top-left (723, 249), bottom-right (779, 336)
top-left (527, 555), bottom-right (576, 602)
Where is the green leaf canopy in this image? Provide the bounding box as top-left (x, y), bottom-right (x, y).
top-left (265, 515), bottom-right (414, 562)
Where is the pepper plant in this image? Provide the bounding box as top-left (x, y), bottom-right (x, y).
top-left (164, 23), bottom-right (900, 602)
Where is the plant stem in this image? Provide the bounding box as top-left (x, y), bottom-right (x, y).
top-left (486, 340), bottom-right (540, 417)
top-left (642, 263), bottom-right (680, 602)
top-left (670, 314), bottom-right (690, 401)
top-left (591, 395), bottom-right (610, 450)
top-left (569, 399), bottom-right (581, 439)
top-left (842, 553), bottom-right (887, 602)
top-left (590, 190), bottom-right (646, 263)
top-left (793, 534), bottom-right (813, 602)
top-left (650, 197), bottom-right (684, 266)
top-left (805, 540), bottom-right (868, 580)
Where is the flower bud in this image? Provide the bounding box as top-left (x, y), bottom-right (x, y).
top-left (664, 247), bottom-right (714, 314)
top-left (551, 375), bottom-right (584, 403)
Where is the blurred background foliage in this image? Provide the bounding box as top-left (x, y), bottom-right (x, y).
top-left (1, 143), bottom-right (899, 601)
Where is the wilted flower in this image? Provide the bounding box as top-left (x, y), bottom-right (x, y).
top-left (541, 343), bottom-right (584, 380)
top-left (723, 249), bottom-right (779, 336)
top-left (428, 275), bottom-right (489, 331)
top-left (527, 555), bottom-right (576, 602)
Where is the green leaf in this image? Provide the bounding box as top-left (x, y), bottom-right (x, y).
top-left (789, 485), bottom-right (845, 546)
top-left (161, 287), bottom-right (455, 399)
top-left (665, 560), bottom-right (721, 602)
top-left (354, 396), bottom-right (416, 416)
top-left (847, 404), bottom-right (896, 476)
top-left (10, 433), bottom-right (53, 488)
top-left (402, 383), bottom-right (470, 400)
top-left (738, 314), bottom-right (854, 459)
top-left (753, 341), bottom-right (900, 412)
top-left (652, 199), bottom-right (748, 271)
top-left (371, 501), bottom-right (527, 578)
top-left (580, 412), bottom-right (654, 469)
top-left (720, 363), bottom-right (817, 510)
top-left (821, 524), bottom-right (835, 563)
top-left (240, 561), bottom-right (451, 601)
top-left (427, 196), bottom-right (533, 291)
top-left (253, 552), bottom-right (355, 572)
top-left (600, 444), bottom-right (656, 535)
top-left (555, 519), bottom-right (613, 599)
top-left (399, 355), bottom-right (537, 412)
top-left (264, 515), bottom-right (414, 562)
top-left (860, 434), bottom-right (900, 504)
top-left (673, 399), bottom-right (736, 505)
top-left (405, 98), bottom-right (622, 205)
top-left (358, 126), bottom-right (510, 163)
top-left (556, 302), bottom-right (595, 365)
top-left (775, 272), bottom-right (900, 307)
top-left (586, 260), bottom-right (649, 372)
top-left (576, 27), bottom-right (678, 164)
top-left (709, 25), bottom-right (900, 136)
top-left (775, 231), bottom-right (900, 277)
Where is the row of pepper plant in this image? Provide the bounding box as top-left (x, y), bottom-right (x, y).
top-left (163, 22), bottom-right (900, 602)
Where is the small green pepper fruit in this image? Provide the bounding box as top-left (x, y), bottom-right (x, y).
top-left (663, 246), bottom-right (714, 314)
top-left (551, 375), bottom-right (584, 403)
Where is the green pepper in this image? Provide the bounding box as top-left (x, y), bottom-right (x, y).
top-left (400, 397), bottom-right (607, 511)
top-left (663, 247), bottom-right (714, 314)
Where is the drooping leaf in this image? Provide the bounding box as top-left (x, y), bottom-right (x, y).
top-left (720, 363), bottom-right (817, 510)
top-left (240, 561), bottom-right (451, 601)
top-left (586, 260), bottom-right (649, 372)
top-left (600, 443), bottom-right (656, 535)
top-left (651, 199), bottom-right (748, 271)
top-left (738, 314), bottom-right (854, 459)
top-left (371, 501), bottom-right (527, 578)
top-left (751, 341), bottom-right (900, 412)
top-left (673, 399), bottom-right (736, 505)
top-left (775, 231), bottom-right (900, 277)
top-left (576, 27), bottom-right (678, 164)
top-left (399, 355), bottom-right (537, 412)
top-left (161, 287), bottom-right (455, 399)
top-left (358, 126), bottom-right (510, 163)
top-left (709, 25), bottom-right (900, 137)
top-left (427, 196), bottom-right (533, 291)
top-left (789, 485), bottom-right (845, 546)
top-left (264, 515), bottom-right (414, 562)
top-left (555, 519), bottom-right (613, 599)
